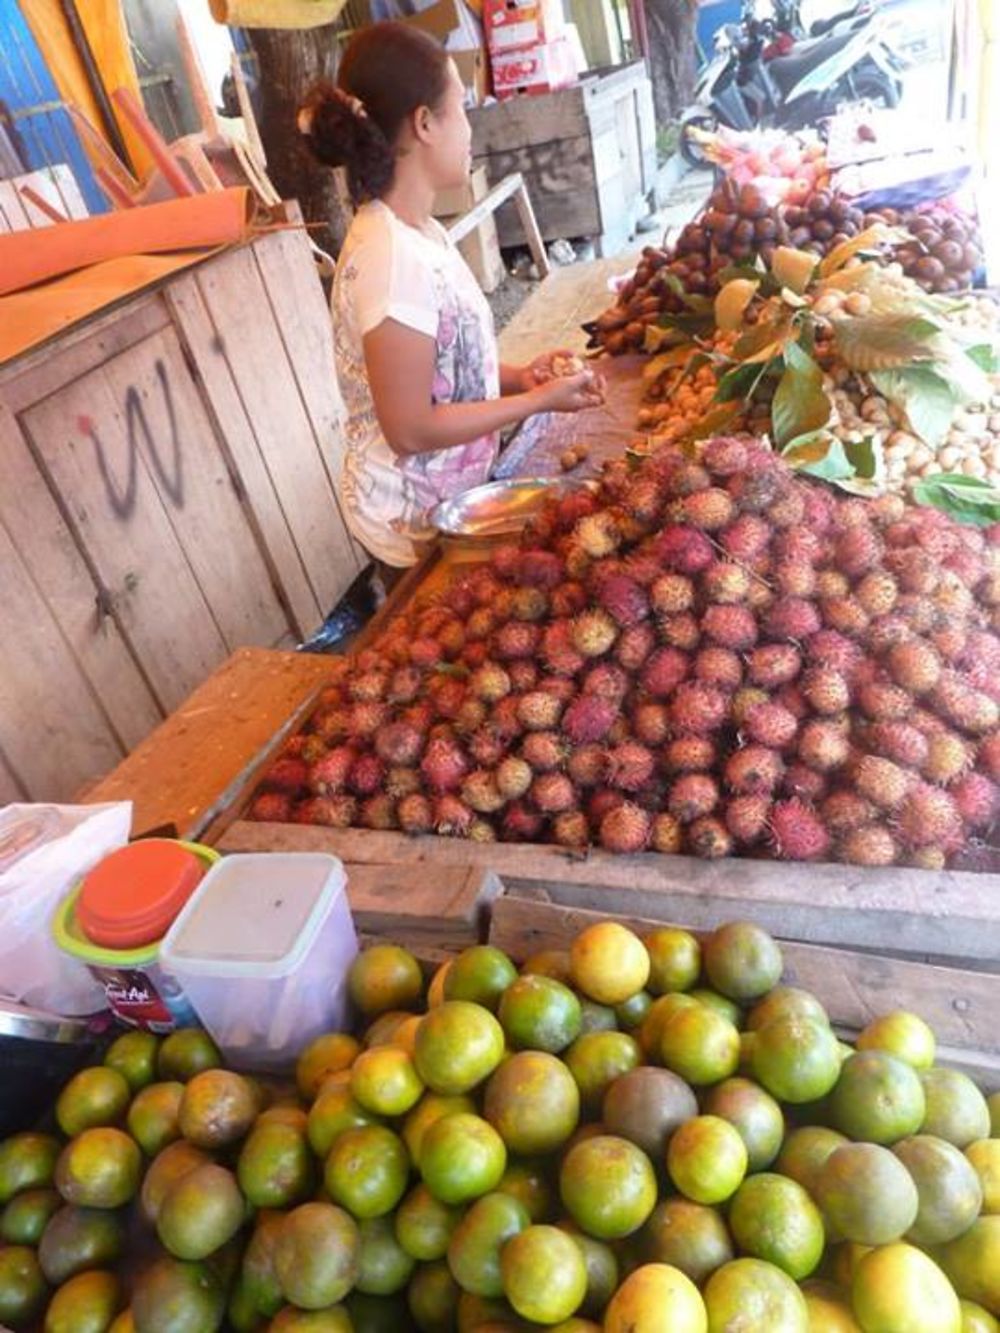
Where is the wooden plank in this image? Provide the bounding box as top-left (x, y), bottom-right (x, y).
top-left (487, 894), bottom-right (1000, 1076)
top-left (97, 327), bottom-right (291, 653)
top-left (497, 257), bottom-right (638, 365)
top-left (250, 224), bottom-right (364, 570)
top-left (84, 647), bottom-right (339, 838)
top-left (20, 361), bottom-right (229, 714)
top-left (469, 87), bottom-right (589, 155)
top-left (164, 273), bottom-right (322, 640)
top-left (0, 297), bottom-right (171, 413)
top-left (215, 823), bottom-right (1000, 968)
top-left (348, 865), bottom-right (503, 953)
top-left (448, 173), bottom-right (525, 244)
top-left (194, 245), bottom-right (356, 619)
top-left (513, 182), bottom-right (552, 280)
top-left (0, 514), bottom-right (124, 800)
top-left (0, 181), bottom-right (31, 233)
top-left (0, 401), bottom-right (162, 753)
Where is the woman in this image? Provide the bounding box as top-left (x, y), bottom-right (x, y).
top-left (298, 21), bottom-right (604, 572)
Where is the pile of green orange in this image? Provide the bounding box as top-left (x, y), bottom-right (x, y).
top-left (0, 921), bottom-right (998, 1333)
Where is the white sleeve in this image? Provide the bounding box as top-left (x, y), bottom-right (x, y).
top-left (350, 221), bottom-right (439, 340)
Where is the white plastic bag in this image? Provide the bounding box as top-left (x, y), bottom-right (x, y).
top-left (0, 802), bottom-right (132, 1016)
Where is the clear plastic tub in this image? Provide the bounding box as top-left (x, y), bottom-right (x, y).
top-left (160, 853), bottom-right (357, 1072)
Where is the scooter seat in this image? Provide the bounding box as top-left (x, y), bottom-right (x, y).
top-left (766, 28), bottom-right (856, 93)
top-left (810, 3), bottom-right (863, 36)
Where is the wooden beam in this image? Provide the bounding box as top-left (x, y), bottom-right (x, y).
top-left (447, 173), bottom-right (551, 279)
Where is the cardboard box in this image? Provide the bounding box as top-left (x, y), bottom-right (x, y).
top-left (404, 0), bottom-right (490, 105)
top-left (484, 0), bottom-right (564, 52)
top-left (490, 33), bottom-right (577, 97)
top-left (432, 167), bottom-right (505, 294)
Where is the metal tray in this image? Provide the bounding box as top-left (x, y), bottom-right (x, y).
top-left (430, 477), bottom-right (595, 538)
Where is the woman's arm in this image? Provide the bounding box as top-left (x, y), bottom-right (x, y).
top-left (499, 349), bottom-right (581, 396)
top-left (364, 320), bottom-right (602, 458)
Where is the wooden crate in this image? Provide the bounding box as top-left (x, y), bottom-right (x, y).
top-left (469, 61), bottom-right (656, 255)
top-left (0, 227), bottom-right (364, 803)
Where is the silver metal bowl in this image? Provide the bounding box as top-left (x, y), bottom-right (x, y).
top-left (430, 477), bottom-right (596, 538)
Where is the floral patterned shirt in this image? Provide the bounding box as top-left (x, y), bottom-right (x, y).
top-left (332, 200), bottom-right (500, 566)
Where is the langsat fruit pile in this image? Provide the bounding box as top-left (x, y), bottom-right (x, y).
top-left (250, 438), bottom-right (999, 870)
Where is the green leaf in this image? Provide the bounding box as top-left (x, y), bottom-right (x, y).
top-left (818, 224), bottom-right (912, 278)
top-left (771, 343), bottom-right (831, 448)
top-left (869, 367), bottom-right (957, 448)
top-left (966, 343), bottom-right (999, 373)
top-left (911, 473), bottom-right (1000, 526)
top-left (642, 347), bottom-right (692, 382)
top-left (834, 315), bottom-right (940, 372)
top-left (782, 432), bottom-right (855, 480)
top-left (715, 360), bottom-right (773, 403)
top-left (842, 434), bottom-right (882, 481)
top-left (681, 401), bottom-right (744, 442)
top-left (643, 324), bottom-right (686, 353)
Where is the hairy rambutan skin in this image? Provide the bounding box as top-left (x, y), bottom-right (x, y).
top-left (640, 647), bottom-right (691, 699)
top-left (650, 811), bottom-right (683, 854)
top-left (865, 722), bottom-right (929, 770)
top-left (801, 668), bottom-right (851, 716)
top-left (979, 734), bottom-right (1000, 782)
top-left (250, 792), bottom-right (293, 822)
top-left (594, 572), bottom-right (651, 627)
top-left (651, 525), bottom-right (715, 574)
top-left (521, 731), bottom-right (569, 774)
top-left (615, 622), bottom-right (657, 671)
top-left (703, 562), bottom-right (752, 605)
top-left (687, 816), bottom-right (734, 859)
top-left (583, 663), bottom-right (630, 703)
top-left (517, 691), bottom-right (564, 732)
top-left (308, 746), bottom-right (355, 796)
top-left (361, 794), bottom-right (398, 831)
top-left (853, 755), bottom-right (912, 813)
top-left (462, 770), bottom-right (506, 815)
top-left (821, 789), bottom-right (875, 836)
top-left (770, 799), bottom-right (831, 862)
top-left (702, 436), bottom-right (749, 477)
top-left (694, 647), bottom-right (744, 693)
top-left (263, 756), bottom-right (310, 795)
top-left (841, 825), bottom-right (898, 867)
top-left (951, 772), bottom-right (997, 829)
top-left (374, 721), bottom-right (425, 768)
top-left (896, 783), bottom-right (963, 849)
top-left (702, 604), bottom-right (759, 651)
top-left (725, 794), bottom-right (772, 844)
top-left (607, 741), bottom-right (656, 792)
top-left (434, 795), bottom-right (474, 837)
top-left (766, 598), bottom-right (822, 642)
top-left (599, 802), bottom-right (651, 853)
top-left (932, 674), bottom-right (999, 737)
top-left (749, 644), bottom-right (802, 689)
top-left (420, 736), bottom-right (469, 793)
top-left (495, 755), bottom-right (533, 801)
top-left (669, 682), bottom-right (729, 735)
top-left (743, 702), bottom-right (799, 750)
top-left (495, 621), bottom-right (541, 661)
top-left (887, 639), bottom-right (942, 696)
top-left (667, 773), bottom-right (720, 823)
top-left (720, 512), bottom-right (772, 563)
top-left (530, 772), bottom-right (576, 814)
top-left (561, 694), bottom-right (618, 745)
top-left (724, 745), bottom-right (785, 795)
top-left (651, 573), bottom-right (695, 616)
top-left (553, 810), bottom-right (590, 848)
top-left (797, 719), bottom-right (851, 774)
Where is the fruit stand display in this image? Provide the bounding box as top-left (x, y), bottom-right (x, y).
top-left (1, 918), bottom-right (998, 1331)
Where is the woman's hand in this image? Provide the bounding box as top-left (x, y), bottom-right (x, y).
top-left (520, 348), bottom-right (587, 390)
top-left (532, 369), bottom-right (606, 413)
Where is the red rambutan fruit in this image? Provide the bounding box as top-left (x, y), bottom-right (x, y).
top-left (667, 773), bottom-right (720, 823)
top-left (770, 799), bottom-right (831, 861)
top-left (420, 736), bottom-right (469, 793)
top-left (250, 792), bottom-right (293, 822)
top-left (599, 802), bottom-right (651, 854)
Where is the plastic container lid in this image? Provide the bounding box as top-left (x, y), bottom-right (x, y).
top-left (77, 840), bottom-right (207, 950)
top-left (161, 853), bottom-right (347, 978)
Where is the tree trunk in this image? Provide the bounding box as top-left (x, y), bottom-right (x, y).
top-left (642, 0), bottom-right (698, 128)
top-left (248, 25), bottom-right (350, 254)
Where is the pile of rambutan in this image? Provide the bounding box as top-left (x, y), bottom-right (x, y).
top-left (250, 436), bottom-right (999, 869)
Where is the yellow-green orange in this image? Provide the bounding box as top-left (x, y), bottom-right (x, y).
top-left (444, 947), bottom-right (518, 1012)
top-left (274, 1203), bottom-right (360, 1310)
top-left (403, 1093), bottom-right (476, 1167)
top-left (751, 1015), bottom-right (841, 1104)
top-left (156, 1162), bottom-right (244, 1261)
top-left (602, 1067), bottom-right (697, 1159)
top-left (325, 1126), bottom-right (410, 1219)
top-left (55, 1129), bottom-right (141, 1209)
top-left (420, 1114), bottom-right (507, 1205)
top-left (0, 1187), bottom-right (61, 1246)
top-left (559, 1135), bottom-right (657, 1240)
top-left (641, 1199), bottom-right (734, 1285)
top-left (55, 1067), bottom-right (130, 1137)
top-left (829, 1052), bottom-right (925, 1145)
top-left (728, 1174), bottom-right (824, 1280)
top-left (605, 1263), bottom-right (707, 1333)
top-left (43, 1269), bottom-right (120, 1333)
top-left (139, 1141), bottom-right (210, 1227)
top-left (688, 990), bottom-right (742, 1028)
top-left (271, 1308), bottom-right (354, 1331)
top-left (959, 1300), bottom-right (998, 1332)
top-left (852, 1243), bottom-right (961, 1333)
top-left (565, 1031), bottom-right (641, 1113)
top-left (561, 1226), bottom-right (619, 1317)
top-left (296, 1033), bottom-right (361, 1100)
top-left (497, 1159), bottom-right (555, 1222)
top-left (643, 929), bottom-right (701, 995)
top-left (703, 1077), bottom-right (784, 1172)
top-left (498, 975), bottom-right (582, 1053)
top-left (814, 1144), bottom-right (918, 1246)
top-left (0, 1133), bottom-right (60, 1204)
top-left (990, 1094), bottom-right (1000, 1138)
top-left (241, 1210), bottom-right (286, 1319)
top-left (131, 1256), bottom-right (225, 1332)
top-left (357, 1215), bottom-right (416, 1296)
top-left (237, 1120), bottom-right (314, 1209)
top-left (104, 1030), bottom-right (159, 1092)
top-left (126, 1081), bottom-right (183, 1157)
top-left (177, 1069), bottom-right (257, 1150)
top-left (966, 1140), bottom-right (1000, 1214)
top-left (937, 1216), bottom-right (1000, 1315)
top-left (414, 1002), bottom-right (505, 1096)
top-left (703, 1258), bottom-right (808, 1332)
top-left (893, 1136), bottom-right (983, 1245)
top-left (38, 1205), bottom-right (124, 1285)
top-left (746, 987), bottom-right (829, 1032)
top-left (307, 1086), bottom-right (381, 1160)
top-left (407, 1259), bottom-right (460, 1333)
top-left (446, 1190), bottom-right (529, 1298)
top-left (776, 1126), bottom-right (848, 1197)
top-left (801, 1280), bottom-right (862, 1332)
top-left (156, 1028), bottom-right (221, 1081)
top-left (702, 922), bottom-right (782, 1002)
top-left (660, 1005), bottom-right (739, 1088)
top-left (521, 949), bottom-right (572, 984)
top-left (395, 1184), bottom-right (464, 1261)
top-left (920, 1070), bottom-right (991, 1148)
top-left (667, 1116), bottom-right (747, 1206)
top-left (351, 1047), bottom-right (424, 1117)
top-left (0, 1245), bottom-right (48, 1327)
top-left (501, 1225), bottom-right (588, 1325)
top-left (349, 946), bottom-right (423, 1017)
top-left (570, 923), bottom-right (650, 1006)
top-left (857, 1011), bottom-right (936, 1070)
top-left (484, 1051), bottom-right (580, 1155)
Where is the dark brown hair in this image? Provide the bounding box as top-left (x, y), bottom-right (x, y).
top-left (299, 21), bottom-right (451, 204)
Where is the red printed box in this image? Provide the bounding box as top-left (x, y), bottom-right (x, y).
top-left (483, 0), bottom-right (564, 53)
top-left (490, 34), bottom-right (577, 98)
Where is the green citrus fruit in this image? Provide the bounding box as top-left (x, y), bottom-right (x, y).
top-left (237, 1120), bottom-right (314, 1209)
top-left (667, 1116), bottom-right (747, 1206)
top-left (484, 1051), bottom-right (580, 1155)
top-left (349, 946), bottom-right (423, 1017)
top-left (178, 1069), bottom-right (258, 1150)
top-left (641, 1199), bottom-right (734, 1285)
top-left (55, 1128), bottom-right (141, 1209)
top-left (498, 975), bottom-right (582, 1053)
top-left (966, 1139), bottom-right (1000, 1214)
top-left (296, 1033), bottom-right (362, 1101)
top-left (156, 1029), bottom-right (222, 1081)
top-left (395, 1184), bottom-right (464, 1261)
top-left (559, 1135), bottom-right (657, 1240)
top-left (501, 1225), bottom-right (588, 1325)
top-left (702, 922), bottom-right (782, 1003)
top-left (775, 1126), bottom-right (849, 1198)
top-left (638, 996), bottom-right (701, 1062)
top-left (702, 1077), bottom-right (784, 1173)
top-left (444, 947), bottom-right (518, 1012)
top-left (616, 991), bottom-right (652, 1031)
top-left (104, 1030), bottom-right (159, 1092)
top-left (559, 1225), bottom-right (619, 1317)
top-left (959, 1300), bottom-right (998, 1332)
top-left (643, 929), bottom-right (701, 995)
top-left (746, 987), bottom-right (829, 1032)
top-left (156, 1162), bottom-right (244, 1261)
top-left (857, 1011), bottom-right (936, 1070)
top-left (0, 1245), bottom-right (48, 1327)
top-left (446, 1190), bottom-right (529, 1298)
top-left (814, 1143), bottom-right (918, 1246)
top-left (604, 1262), bottom-right (708, 1333)
top-left (43, 1268), bottom-right (120, 1333)
top-left (728, 1173), bottom-right (824, 1280)
top-left (520, 950), bottom-right (572, 985)
top-left (407, 1260), bottom-right (460, 1333)
top-left (0, 1133), bottom-right (61, 1204)
top-left (55, 1067), bottom-right (130, 1137)
top-left (602, 1067), bottom-right (698, 1159)
top-left (751, 1015), bottom-right (841, 1104)
top-left (893, 1135), bottom-right (983, 1245)
top-left (937, 1216), bottom-right (1000, 1315)
top-left (497, 1160), bottom-right (555, 1222)
top-left (800, 1279), bottom-right (862, 1332)
top-left (403, 1094), bottom-right (476, 1167)
top-left (420, 1114), bottom-right (507, 1206)
top-left (659, 1005), bottom-right (739, 1088)
top-left (0, 1187), bottom-right (61, 1246)
top-left (274, 1203), bottom-right (360, 1310)
top-left (126, 1081), bottom-right (183, 1157)
top-left (307, 1086), bottom-right (381, 1159)
top-left (688, 990), bottom-right (742, 1027)
top-left (852, 1243), bottom-right (961, 1333)
top-left (357, 1215), bottom-right (417, 1296)
top-left (703, 1257), bottom-right (808, 1331)
top-left (351, 1047), bottom-right (425, 1117)
top-left (570, 923), bottom-right (650, 1006)
top-left (565, 1032), bottom-right (641, 1114)
top-left (414, 1003), bottom-right (505, 1096)
top-left (324, 1125), bottom-right (410, 1219)
top-left (828, 1051), bottom-right (925, 1145)
top-left (921, 1069), bottom-right (991, 1148)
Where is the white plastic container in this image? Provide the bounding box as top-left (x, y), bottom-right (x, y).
top-left (160, 853), bottom-right (357, 1072)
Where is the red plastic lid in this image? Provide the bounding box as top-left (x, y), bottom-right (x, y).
top-left (77, 840), bottom-right (206, 950)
